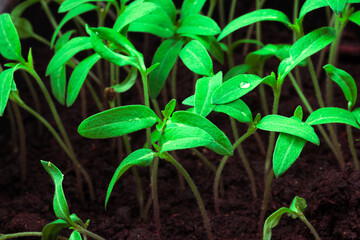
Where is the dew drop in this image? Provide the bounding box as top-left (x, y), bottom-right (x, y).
top-left (239, 82), bottom-right (250, 89)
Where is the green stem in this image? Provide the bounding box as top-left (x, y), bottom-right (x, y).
top-left (214, 128), bottom-right (255, 214)
top-left (85, 81), bottom-right (104, 111)
top-left (218, 0), bottom-right (225, 29)
top-left (162, 152), bottom-right (214, 240)
top-left (0, 232), bottom-right (67, 240)
top-left (347, 125), bottom-right (359, 171)
top-left (77, 227), bottom-right (106, 240)
top-left (141, 71), bottom-right (151, 149)
top-left (151, 156), bottom-right (161, 236)
top-left (170, 60), bottom-right (178, 101)
top-left (307, 58), bottom-right (325, 108)
top-left (40, 0), bottom-right (59, 33)
top-left (230, 117), bottom-right (257, 199)
top-left (207, 0), bottom-right (217, 17)
top-left (191, 148), bottom-right (217, 173)
top-left (299, 215), bottom-right (321, 240)
top-left (11, 102), bottom-right (27, 183)
top-left (259, 170), bottom-right (274, 235)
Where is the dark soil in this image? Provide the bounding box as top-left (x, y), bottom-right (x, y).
top-left (1, 1), bottom-right (360, 240)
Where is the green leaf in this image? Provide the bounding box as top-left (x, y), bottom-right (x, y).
top-left (324, 64), bottom-right (357, 110)
top-left (177, 14), bottom-right (220, 36)
top-left (182, 95), bottom-right (195, 106)
top-left (299, 0), bottom-right (328, 20)
top-left (224, 65), bottom-right (250, 81)
top-left (149, 39), bottom-right (184, 98)
top-left (273, 133), bottom-right (306, 178)
top-left (194, 72), bottom-right (222, 117)
top-left (13, 17), bottom-right (35, 39)
top-left (162, 99), bottom-right (176, 119)
top-left (278, 27), bottom-right (335, 82)
top-left (41, 161), bottom-right (72, 224)
top-left (211, 74), bottom-right (263, 104)
top-left (0, 67), bottom-right (17, 116)
top-left (160, 111), bottom-right (233, 156)
top-left (88, 27), bottom-right (144, 71)
top-left (46, 37), bottom-right (93, 76)
top-left (50, 65), bottom-right (67, 105)
top-left (128, 8), bottom-right (175, 38)
top-left (41, 218), bottom-right (70, 240)
top-left (113, 1), bottom-right (159, 32)
top-left (213, 99), bottom-right (252, 123)
top-left (305, 107), bottom-right (360, 129)
top-left (181, 34), bottom-right (224, 64)
top-left (352, 107), bottom-right (360, 125)
top-left (263, 207), bottom-right (293, 240)
top-left (218, 9), bottom-right (292, 41)
top-left (147, 0), bottom-right (176, 23)
top-left (51, 3), bottom-right (98, 48)
top-left (179, 40), bottom-right (213, 76)
top-left (54, 30), bottom-right (76, 51)
top-left (326, 0), bottom-right (347, 14)
top-left (289, 196), bottom-right (307, 214)
top-left (349, 11), bottom-right (360, 26)
top-left (112, 66), bottom-right (138, 93)
top-left (257, 115), bottom-right (320, 145)
top-left (69, 231), bottom-right (82, 240)
top-left (78, 105), bottom-right (159, 139)
top-left (180, 0), bottom-right (206, 20)
top-left (0, 13), bottom-right (24, 62)
top-left (67, 54), bottom-right (101, 107)
top-left (105, 148), bottom-right (155, 208)
top-left (59, 0), bottom-right (115, 12)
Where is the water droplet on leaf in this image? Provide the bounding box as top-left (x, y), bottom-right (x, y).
top-left (239, 82), bottom-right (250, 89)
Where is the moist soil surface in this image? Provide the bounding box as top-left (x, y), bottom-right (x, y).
top-left (1, 1), bottom-right (360, 240)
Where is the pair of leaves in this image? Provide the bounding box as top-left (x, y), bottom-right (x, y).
top-left (264, 196), bottom-right (308, 240)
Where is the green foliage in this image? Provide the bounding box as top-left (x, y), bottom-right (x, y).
top-left (218, 9), bottom-right (292, 41)
top-left (278, 27), bottom-right (335, 83)
top-left (159, 111), bottom-right (233, 156)
top-left (105, 149), bottom-right (156, 208)
top-left (179, 40), bottom-right (214, 76)
top-left (213, 99), bottom-right (253, 123)
top-left (326, 0), bottom-right (347, 14)
top-left (78, 105), bottom-right (159, 138)
top-left (59, 0), bottom-right (116, 13)
top-left (324, 64), bottom-right (357, 110)
top-left (0, 13), bottom-right (24, 62)
top-left (0, 67), bottom-right (17, 116)
top-left (180, 0), bottom-right (206, 20)
top-left (177, 14), bottom-right (221, 36)
top-left (263, 196), bottom-right (308, 240)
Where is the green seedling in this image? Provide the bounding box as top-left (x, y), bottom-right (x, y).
top-left (78, 99), bottom-right (233, 240)
top-left (263, 196), bottom-right (320, 240)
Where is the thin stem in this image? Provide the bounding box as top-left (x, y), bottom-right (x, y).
top-left (347, 125), bottom-right (359, 171)
top-left (170, 59), bottom-right (178, 101)
top-left (207, 0), bottom-right (217, 17)
top-left (299, 215), bottom-right (321, 240)
top-left (141, 71), bottom-right (151, 149)
top-left (192, 148), bottom-right (217, 173)
top-left (11, 102), bottom-right (27, 183)
top-left (163, 152), bottom-right (214, 240)
top-left (214, 129), bottom-right (255, 214)
top-left (218, 0), bottom-right (225, 29)
top-left (230, 117), bottom-right (257, 199)
top-left (0, 232), bottom-right (67, 240)
top-left (85, 81), bottom-right (104, 111)
top-left (77, 227), bottom-right (106, 240)
top-left (40, 0), bottom-right (59, 33)
top-left (6, 104), bottom-right (18, 153)
top-left (259, 170), bottom-right (274, 235)
top-left (307, 58), bottom-right (325, 108)
top-left (151, 156), bottom-right (161, 236)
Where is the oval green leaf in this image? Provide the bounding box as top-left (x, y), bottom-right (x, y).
top-left (177, 14), bottom-right (221, 36)
top-left (211, 74), bottom-right (263, 105)
top-left (326, 0), bottom-right (347, 14)
top-left (263, 207), bottom-right (293, 240)
top-left (224, 65), bottom-right (250, 81)
top-left (278, 27), bottom-right (335, 82)
top-left (180, 40), bottom-right (213, 76)
top-left (113, 1), bottom-right (159, 32)
top-left (78, 105), bottom-right (159, 139)
top-left (349, 11), bottom-right (360, 26)
top-left (41, 160), bottom-right (72, 224)
top-left (160, 111), bottom-right (233, 156)
top-left (0, 13), bottom-right (24, 62)
top-left (59, 0), bottom-right (115, 12)
top-left (299, 0), bottom-right (328, 20)
top-left (180, 0), bottom-right (206, 20)
top-left (46, 37), bottom-right (93, 76)
top-left (69, 231), bottom-right (82, 240)
top-left (105, 148), bottom-right (155, 209)
top-left (41, 218), bottom-right (70, 240)
top-left (305, 107), bottom-right (360, 129)
top-left (147, 0), bottom-right (176, 23)
top-left (0, 67), bottom-right (17, 116)
top-left (194, 72), bottom-right (222, 117)
top-left (324, 64), bottom-right (357, 110)
top-left (257, 115), bottom-right (320, 145)
top-left (273, 133), bottom-right (306, 178)
top-left (50, 65), bottom-right (66, 105)
top-left (213, 99), bottom-right (252, 123)
top-left (218, 9), bottom-right (292, 41)
top-left (67, 53), bottom-right (101, 107)
top-left (149, 38), bottom-right (184, 98)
